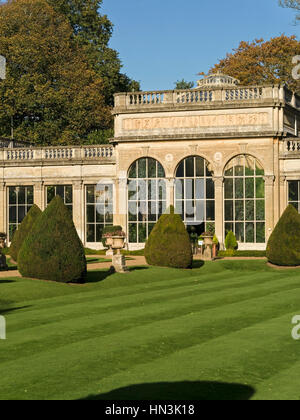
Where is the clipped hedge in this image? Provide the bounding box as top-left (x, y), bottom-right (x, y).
top-left (145, 206), bottom-right (193, 269)
top-left (9, 204), bottom-right (42, 262)
top-left (267, 204), bottom-right (300, 266)
top-left (18, 196), bottom-right (86, 283)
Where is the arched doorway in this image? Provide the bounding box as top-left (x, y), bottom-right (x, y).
top-left (174, 155), bottom-right (215, 236)
top-left (127, 157), bottom-right (166, 244)
top-left (224, 154), bottom-right (265, 244)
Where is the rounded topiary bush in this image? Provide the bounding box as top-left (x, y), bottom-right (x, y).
top-left (145, 206), bottom-right (193, 269)
top-left (18, 196), bottom-right (86, 283)
top-left (9, 204), bottom-right (42, 262)
top-left (225, 231), bottom-right (238, 251)
top-left (267, 204), bottom-right (300, 266)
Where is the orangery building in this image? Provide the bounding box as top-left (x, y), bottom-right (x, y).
top-left (1, 74), bottom-right (300, 250)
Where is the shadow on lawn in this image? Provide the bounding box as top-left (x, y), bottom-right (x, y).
top-left (0, 305), bottom-right (31, 315)
top-left (86, 266), bottom-right (150, 283)
top-left (81, 381), bottom-right (255, 401)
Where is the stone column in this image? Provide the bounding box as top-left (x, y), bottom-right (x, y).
top-left (166, 178), bottom-right (175, 209)
top-left (33, 181), bottom-right (44, 210)
top-left (213, 176), bottom-right (224, 247)
top-left (114, 174), bottom-right (127, 231)
top-left (264, 175), bottom-right (275, 242)
top-left (279, 176), bottom-right (287, 218)
top-left (73, 181), bottom-right (84, 243)
top-left (0, 183), bottom-right (6, 234)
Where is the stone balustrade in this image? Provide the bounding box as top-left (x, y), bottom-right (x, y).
top-left (283, 139), bottom-right (300, 155)
top-left (114, 85), bottom-right (300, 111)
top-left (0, 145), bottom-right (115, 163)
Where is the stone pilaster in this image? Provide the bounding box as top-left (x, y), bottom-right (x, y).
top-left (73, 181), bottom-right (84, 242)
top-left (33, 181), bottom-right (44, 211)
top-left (114, 175), bottom-right (127, 232)
top-left (213, 176), bottom-right (224, 247)
top-left (264, 175), bottom-right (275, 242)
top-left (166, 178), bottom-right (175, 209)
top-left (279, 176), bottom-right (287, 218)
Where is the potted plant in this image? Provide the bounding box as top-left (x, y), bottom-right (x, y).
top-left (111, 229), bottom-right (126, 254)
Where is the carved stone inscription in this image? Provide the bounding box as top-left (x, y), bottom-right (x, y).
top-left (123, 113), bottom-right (269, 131)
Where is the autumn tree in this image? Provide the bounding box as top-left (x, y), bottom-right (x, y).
top-left (46, 0), bottom-right (140, 105)
top-left (0, 0), bottom-right (112, 145)
top-left (280, 0), bottom-right (300, 22)
top-left (206, 35), bottom-right (300, 93)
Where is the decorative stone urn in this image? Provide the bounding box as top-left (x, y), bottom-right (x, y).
top-left (0, 233), bottom-right (6, 249)
top-left (111, 235), bottom-right (128, 273)
top-left (202, 232), bottom-right (214, 261)
top-left (105, 236), bottom-right (114, 257)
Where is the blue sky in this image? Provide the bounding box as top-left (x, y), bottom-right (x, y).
top-left (101, 0), bottom-right (299, 91)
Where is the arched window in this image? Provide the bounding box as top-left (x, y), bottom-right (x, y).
top-left (128, 157), bottom-right (166, 244)
top-left (175, 156), bottom-right (215, 234)
top-left (224, 155), bottom-right (265, 244)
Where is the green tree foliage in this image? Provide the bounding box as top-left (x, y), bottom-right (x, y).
top-left (46, 0), bottom-right (140, 105)
top-left (267, 204), bottom-right (300, 266)
top-left (280, 0), bottom-right (300, 23)
top-left (0, 0), bottom-right (112, 145)
top-left (18, 196), bottom-right (87, 283)
top-left (225, 231), bottom-right (238, 250)
top-left (9, 204), bottom-right (42, 262)
top-left (175, 79), bottom-right (195, 90)
top-left (145, 206), bottom-right (193, 269)
top-left (206, 35), bottom-right (300, 93)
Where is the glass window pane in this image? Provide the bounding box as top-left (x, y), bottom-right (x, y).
top-left (206, 179), bottom-right (214, 199)
top-left (86, 186), bottom-right (95, 203)
top-left (148, 180), bottom-right (157, 200)
top-left (246, 222), bottom-right (255, 243)
top-left (289, 181), bottom-right (299, 202)
top-left (235, 200), bottom-right (244, 221)
top-left (225, 223), bottom-right (233, 237)
top-left (65, 186), bottom-right (73, 204)
top-left (157, 162), bottom-right (165, 178)
top-left (129, 223), bottom-right (137, 243)
top-left (235, 222), bottom-right (244, 242)
top-left (195, 179), bottom-right (205, 199)
top-left (206, 201), bottom-right (215, 221)
top-left (176, 161), bottom-right (184, 177)
top-left (185, 179), bottom-right (194, 200)
top-left (9, 206), bottom-right (16, 223)
top-left (245, 178), bottom-right (254, 199)
top-left (148, 202), bottom-right (157, 221)
top-left (96, 224), bottom-right (104, 242)
top-left (256, 223), bottom-right (265, 243)
top-left (245, 200), bottom-right (254, 220)
top-left (255, 160), bottom-right (264, 176)
top-left (18, 187), bottom-right (25, 204)
top-left (196, 157), bottom-right (204, 177)
top-left (27, 187), bottom-right (34, 205)
top-left (137, 180), bottom-right (147, 201)
top-left (138, 224), bottom-right (147, 243)
top-left (225, 200), bottom-right (233, 221)
top-left (224, 179), bottom-right (233, 199)
top-left (138, 158), bottom-right (147, 178)
top-left (128, 180), bottom-right (137, 200)
top-left (176, 179), bottom-right (184, 200)
top-left (86, 224), bottom-right (95, 242)
top-left (235, 178), bottom-right (244, 199)
top-left (128, 161), bottom-right (137, 178)
top-left (196, 201), bottom-right (205, 222)
top-left (186, 157), bottom-right (194, 177)
top-left (148, 158), bottom-right (157, 178)
top-left (128, 202), bottom-right (137, 221)
top-left (9, 187), bottom-right (17, 205)
top-left (87, 205), bottom-right (95, 223)
top-left (47, 186), bottom-right (55, 204)
top-left (256, 178), bottom-right (265, 199)
top-left (96, 205), bottom-right (105, 223)
top-left (256, 200), bottom-right (265, 221)
top-left (245, 156), bottom-right (255, 176)
top-left (18, 206), bottom-right (25, 223)
top-left (158, 180), bottom-right (166, 200)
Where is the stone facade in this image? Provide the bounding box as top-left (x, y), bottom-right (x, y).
top-left (1, 77), bottom-right (300, 250)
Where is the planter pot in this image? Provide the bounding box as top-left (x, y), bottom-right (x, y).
top-left (0, 234), bottom-right (6, 249)
top-left (105, 237), bottom-right (113, 247)
top-left (111, 236), bottom-right (125, 252)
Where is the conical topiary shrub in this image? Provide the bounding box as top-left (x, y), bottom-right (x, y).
top-left (267, 204), bottom-right (300, 266)
top-left (9, 204), bottom-right (42, 262)
top-left (18, 196), bottom-right (87, 283)
top-left (225, 231), bottom-right (238, 250)
top-left (145, 206), bottom-right (193, 269)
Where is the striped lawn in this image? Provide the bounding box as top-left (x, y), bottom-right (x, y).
top-left (0, 260), bottom-right (300, 400)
